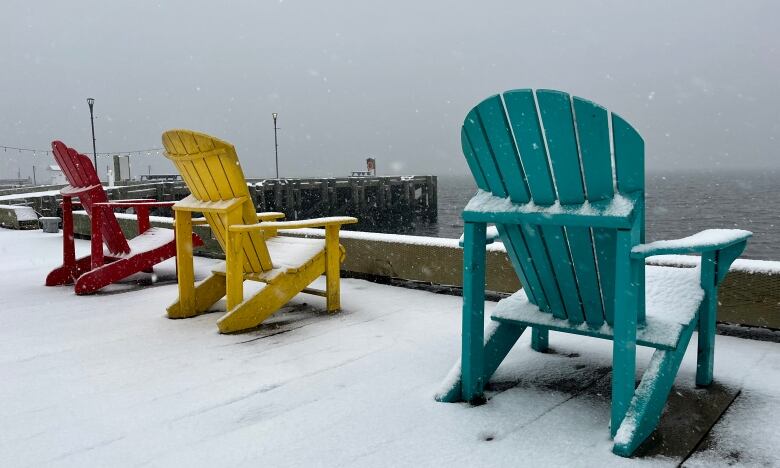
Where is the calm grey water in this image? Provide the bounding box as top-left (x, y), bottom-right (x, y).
top-left (409, 171), bottom-right (779, 260)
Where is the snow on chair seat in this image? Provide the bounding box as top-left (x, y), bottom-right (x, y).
top-left (108, 227), bottom-right (176, 259)
top-left (492, 265), bottom-right (704, 351)
top-left (210, 236), bottom-right (330, 284)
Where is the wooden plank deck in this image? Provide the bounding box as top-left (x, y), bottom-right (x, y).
top-left (0, 228), bottom-right (778, 467)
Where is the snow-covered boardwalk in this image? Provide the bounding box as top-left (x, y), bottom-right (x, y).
top-left (0, 228), bottom-right (778, 467)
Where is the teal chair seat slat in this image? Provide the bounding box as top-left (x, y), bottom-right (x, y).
top-left (535, 90), bottom-right (586, 204)
top-left (536, 90), bottom-right (604, 324)
top-left (612, 113), bottom-right (647, 323)
top-left (573, 97), bottom-right (617, 325)
top-left (503, 90), bottom-right (556, 203)
top-left (496, 224), bottom-right (546, 309)
top-left (594, 228), bottom-right (618, 325)
top-left (572, 97), bottom-right (614, 201)
top-left (461, 129), bottom-right (489, 191)
top-left (567, 226), bottom-right (606, 327)
top-left (539, 225), bottom-right (583, 321)
top-left (463, 109), bottom-right (508, 198)
top-left (612, 114), bottom-right (645, 193)
top-left (490, 262), bottom-right (706, 351)
top-left (475, 95), bottom-right (531, 203)
top-left (500, 89), bottom-right (566, 317)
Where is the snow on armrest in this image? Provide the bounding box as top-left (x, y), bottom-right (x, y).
top-left (256, 212), bottom-right (285, 221)
top-left (228, 216), bottom-right (358, 232)
top-left (60, 184), bottom-right (102, 197)
top-left (96, 200), bottom-right (175, 209)
top-left (172, 195), bottom-right (246, 214)
top-left (631, 229), bottom-right (752, 259)
top-left (458, 225), bottom-right (500, 247)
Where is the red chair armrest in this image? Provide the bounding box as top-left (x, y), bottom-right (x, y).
top-left (98, 200), bottom-right (176, 209)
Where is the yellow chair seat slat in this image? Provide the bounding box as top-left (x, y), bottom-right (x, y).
top-left (211, 236), bottom-right (327, 283)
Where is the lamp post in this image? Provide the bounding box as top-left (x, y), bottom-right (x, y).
top-left (87, 98), bottom-right (97, 170)
top-left (272, 112), bottom-right (279, 179)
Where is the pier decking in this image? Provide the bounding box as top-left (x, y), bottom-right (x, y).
top-left (0, 228), bottom-right (778, 467)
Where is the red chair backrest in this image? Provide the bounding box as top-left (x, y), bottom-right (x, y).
top-left (51, 141), bottom-right (130, 255)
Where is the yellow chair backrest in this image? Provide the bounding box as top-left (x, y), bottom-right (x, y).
top-left (162, 129), bottom-right (273, 273)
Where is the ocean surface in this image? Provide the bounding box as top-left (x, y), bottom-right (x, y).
top-left (408, 170), bottom-right (778, 261)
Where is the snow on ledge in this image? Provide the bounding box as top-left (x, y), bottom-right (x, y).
top-left (648, 254), bottom-right (780, 276)
top-left (287, 228), bottom-right (512, 252)
top-left (0, 204), bottom-right (38, 221)
top-left (76, 211), bottom-right (502, 251)
top-left (84, 210), bottom-right (175, 225)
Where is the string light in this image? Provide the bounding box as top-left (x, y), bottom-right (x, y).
top-left (0, 144), bottom-right (163, 157)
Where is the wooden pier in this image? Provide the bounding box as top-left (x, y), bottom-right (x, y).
top-left (0, 175), bottom-right (438, 232)
top-left (159, 176), bottom-right (437, 231)
top-left (245, 176), bottom-right (437, 230)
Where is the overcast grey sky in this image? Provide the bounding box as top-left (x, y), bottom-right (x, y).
top-left (1, 0), bottom-right (779, 180)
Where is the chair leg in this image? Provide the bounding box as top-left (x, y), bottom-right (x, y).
top-left (697, 252), bottom-right (718, 387)
top-left (611, 231), bottom-right (639, 437)
top-left (438, 222), bottom-right (524, 404)
top-left (46, 255), bottom-right (92, 286)
top-left (173, 210), bottom-right (197, 316)
top-left (166, 273), bottom-right (226, 319)
top-left (224, 208), bottom-right (246, 313)
top-left (436, 322), bottom-right (525, 402)
top-left (217, 257), bottom-right (324, 333)
top-left (325, 225), bottom-right (342, 312)
top-left (461, 222), bottom-right (487, 403)
top-left (74, 243), bottom-right (176, 295)
top-left (612, 320), bottom-right (696, 457)
top-left (531, 328), bottom-right (548, 352)
top-left (696, 290), bottom-right (717, 387)
top-left (46, 196), bottom-right (83, 286)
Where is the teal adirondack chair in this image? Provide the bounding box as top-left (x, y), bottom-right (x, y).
top-left (436, 89), bottom-right (752, 456)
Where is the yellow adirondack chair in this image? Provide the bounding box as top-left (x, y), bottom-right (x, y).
top-left (161, 129), bottom-right (357, 333)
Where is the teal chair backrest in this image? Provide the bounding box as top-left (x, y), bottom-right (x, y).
top-left (461, 89), bottom-right (645, 327)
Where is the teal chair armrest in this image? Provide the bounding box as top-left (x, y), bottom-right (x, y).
top-left (459, 225), bottom-right (500, 248)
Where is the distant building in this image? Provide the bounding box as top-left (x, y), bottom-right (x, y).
top-left (351, 157), bottom-right (377, 177)
top-left (47, 165), bottom-right (67, 185)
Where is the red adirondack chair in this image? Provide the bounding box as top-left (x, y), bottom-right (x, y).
top-left (45, 141), bottom-right (202, 294)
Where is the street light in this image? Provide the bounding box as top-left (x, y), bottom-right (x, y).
top-left (87, 98), bottom-right (97, 170)
top-left (272, 112), bottom-right (279, 179)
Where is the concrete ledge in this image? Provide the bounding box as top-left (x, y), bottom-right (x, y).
top-left (0, 184), bottom-right (65, 197)
top-left (0, 204), bottom-right (39, 230)
top-left (71, 212), bottom-right (780, 330)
